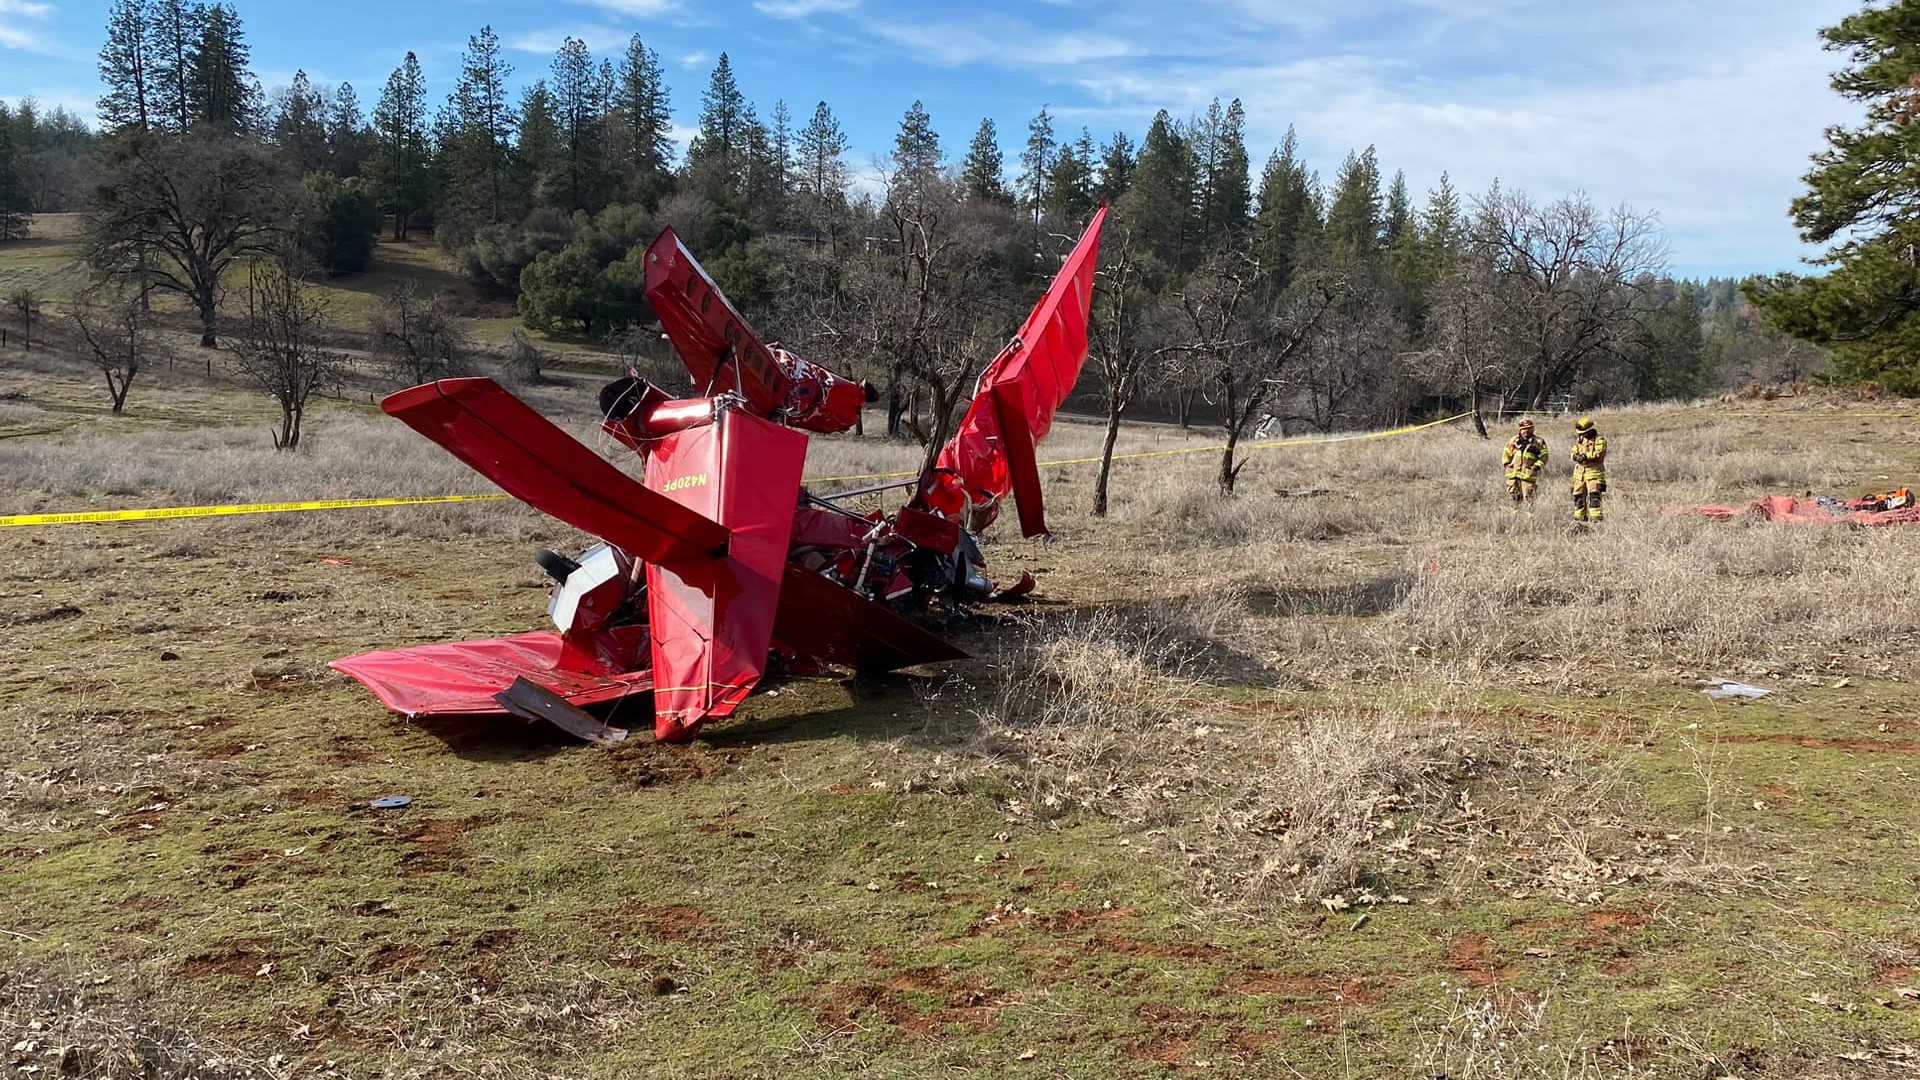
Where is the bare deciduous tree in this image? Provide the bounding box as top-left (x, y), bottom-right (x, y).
top-left (1291, 279), bottom-right (1401, 434)
top-left (851, 167), bottom-right (1013, 471)
top-left (6, 289), bottom-right (37, 351)
top-left (229, 258), bottom-right (345, 450)
top-left (1473, 189), bottom-right (1667, 408)
top-left (768, 240), bottom-right (870, 432)
top-left (1409, 257), bottom-right (1510, 438)
top-left (1171, 247), bottom-right (1338, 493)
top-left (502, 330), bottom-right (549, 385)
top-left (1089, 226), bottom-right (1173, 516)
top-left (70, 292), bottom-right (156, 414)
top-left (85, 132), bottom-right (287, 348)
top-left (370, 281), bottom-right (469, 385)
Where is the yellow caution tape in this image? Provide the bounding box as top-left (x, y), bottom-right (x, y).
top-left (0, 494), bottom-right (514, 528)
top-left (1, 412), bottom-right (1473, 527)
top-left (807, 411), bottom-right (1475, 485)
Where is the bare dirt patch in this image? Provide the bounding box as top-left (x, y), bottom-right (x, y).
top-left (1444, 933), bottom-right (1516, 986)
top-left (398, 816), bottom-right (489, 874)
top-left (605, 742), bottom-right (751, 787)
top-left (630, 904), bottom-right (718, 941)
top-left (179, 940), bottom-right (275, 979)
top-left (813, 966), bottom-right (1016, 1038)
top-left (364, 941), bottom-right (431, 975)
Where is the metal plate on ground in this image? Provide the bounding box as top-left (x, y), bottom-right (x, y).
top-left (494, 676), bottom-right (632, 745)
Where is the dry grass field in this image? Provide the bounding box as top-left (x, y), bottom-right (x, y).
top-left (4, 339), bottom-right (1920, 1078)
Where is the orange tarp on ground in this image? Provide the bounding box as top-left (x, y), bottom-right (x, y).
top-left (1681, 495), bottom-right (1920, 527)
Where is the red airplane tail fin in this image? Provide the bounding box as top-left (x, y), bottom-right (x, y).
top-left (643, 407), bottom-right (807, 742)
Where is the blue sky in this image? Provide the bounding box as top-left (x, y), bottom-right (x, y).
top-left (1, 0), bottom-right (1862, 277)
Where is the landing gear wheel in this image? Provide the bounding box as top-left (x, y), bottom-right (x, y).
top-left (534, 547), bottom-right (581, 584)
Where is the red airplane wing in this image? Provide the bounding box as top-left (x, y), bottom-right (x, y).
top-left (933, 205), bottom-right (1108, 536)
top-left (643, 408), bottom-right (807, 741)
top-left (383, 378), bottom-right (730, 565)
top-left (329, 631), bottom-right (653, 717)
top-left (643, 227), bottom-right (790, 414)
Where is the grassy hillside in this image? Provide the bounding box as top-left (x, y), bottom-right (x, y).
top-left (2, 346), bottom-right (1919, 1078)
top-left (0, 220), bottom-right (624, 364)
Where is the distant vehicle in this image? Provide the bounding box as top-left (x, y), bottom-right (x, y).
top-left (332, 208), bottom-right (1109, 745)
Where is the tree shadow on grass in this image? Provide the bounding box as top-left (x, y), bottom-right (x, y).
top-left (1241, 574), bottom-right (1414, 618)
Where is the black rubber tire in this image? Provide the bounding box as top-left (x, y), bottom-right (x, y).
top-left (535, 548), bottom-right (580, 584)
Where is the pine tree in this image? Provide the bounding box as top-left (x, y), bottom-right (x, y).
top-left (614, 34), bottom-right (673, 205)
top-left (1096, 129), bottom-right (1134, 205)
top-left (1635, 281), bottom-right (1710, 400)
top-left (270, 70), bottom-right (329, 173)
top-left (98, 0), bottom-right (155, 134)
top-left (741, 104), bottom-right (784, 226)
top-left (516, 80), bottom-right (561, 206)
top-left (889, 99), bottom-right (940, 210)
top-left (1043, 127), bottom-right (1095, 224)
top-left (793, 100), bottom-right (847, 205)
top-left (1383, 169), bottom-right (1427, 326)
top-left (549, 37), bottom-right (606, 213)
top-left (189, 4), bottom-right (258, 135)
top-left (326, 82), bottom-right (367, 177)
top-left (370, 52), bottom-right (431, 239)
top-left (1190, 99), bottom-right (1224, 245)
top-left (1383, 169), bottom-right (1412, 249)
top-left (1410, 171), bottom-right (1464, 323)
top-left (0, 118), bottom-right (31, 241)
top-left (1018, 105), bottom-right (1055, 227)
top-left (1748, 0), bottom-right (1920, 391)
top-left (1120, 110), bottom-right (1196, 270)
top-left (960, 117), bottom-right (1011, 204)
top-left (446, 26), bottom-right (516, 227)
top-left (1324, 146), bottom-right (1383, 269)
top-left (686, 52), bottom-right (746, 200)
top-left (1198, 98), bottom-right (1251, 246)
top-left (147, 0), bottom-right (201, 132)
top-left (1253, 126), bottom-right (1313, 291)
top-left (770, 101), bottom-right (792, 200)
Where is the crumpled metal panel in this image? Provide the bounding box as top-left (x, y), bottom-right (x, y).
top-left (330, 631), bottom-right (653, 717)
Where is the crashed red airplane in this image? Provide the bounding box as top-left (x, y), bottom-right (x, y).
top-left (331, 207), bottom-right (1108, 745)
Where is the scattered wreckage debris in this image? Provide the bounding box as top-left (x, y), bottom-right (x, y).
top-left (1705, 679), bottom-right (1772, 701)
top-left (1671, 487), bottom-right (1920, 527)
top-left (332, 208), bottom-right (1109, 746)
top-left (495, 676), bottom-right (630, 745)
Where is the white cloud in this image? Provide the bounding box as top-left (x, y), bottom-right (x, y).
top-left (0, 0), bottom-right (55, 54)
top-left (505, 26), bottom-right (635, 56)
top-left (568, 0), bottom-right (677, 15)
top-left (678, 50), bottom-right (708, 69)
top-left (754, 0), bottom-right (858, 17)
top-left (832, 0), bottom-right (1860, 272)
top-left (865, 20), bottom-right (1136, 68)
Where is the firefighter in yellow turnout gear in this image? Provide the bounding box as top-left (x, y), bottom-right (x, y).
top-left (1501, 418), bottom-right (1549, 505)
top-left (1571, 417), bottom-right (1608, 522)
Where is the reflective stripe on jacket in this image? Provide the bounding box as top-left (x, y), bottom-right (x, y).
top-left (1503, 435), bottom-right (1548, 480)
top-left (1571, 435), bottom-right (1607, 481)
